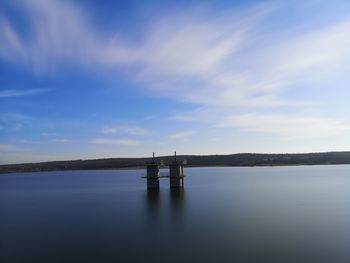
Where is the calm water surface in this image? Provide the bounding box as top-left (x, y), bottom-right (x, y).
top-left (1, 166), bottom-right (350, 262)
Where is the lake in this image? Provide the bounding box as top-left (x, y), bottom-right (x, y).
top-left (1, 166), bottom-right (350, 262)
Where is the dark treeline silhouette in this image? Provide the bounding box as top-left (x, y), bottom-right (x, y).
top-left (2, 151), bottom-right (350, 174)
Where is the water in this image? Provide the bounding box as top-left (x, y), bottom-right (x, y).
top-left (1, 166), bottom-right (350, 263)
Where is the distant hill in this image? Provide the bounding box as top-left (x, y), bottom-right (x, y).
top-left (1, 151), bottom-right (350, 174)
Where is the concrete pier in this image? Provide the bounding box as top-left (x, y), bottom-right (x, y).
top-left (143, 152), bottom-right (185, 189)
top-left (169, 152), bottom-right (184, 188)
top-left (146, 153), bottom-right (160, 189)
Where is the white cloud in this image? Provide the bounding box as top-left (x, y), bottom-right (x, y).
top-left (100, 125), bottom-right (150, 136)
top-left (0, 0), bottom-right (94, 70)
top-left (217, 113), bottom-right (350, 139)
top-left (0, 113), bottom-right (32, 122)
top-left (52, 138), bottom-right (72, 143)
top-left (0, 88), bottom-right (51, 98)
top-left (17, 139), bottom-right (41, 144)
top-left (168, 131), bottom-right (196, 140)
top-left (144, 116), bottom-right (155, 121)
top-left (89, 138), bottom-right (139, 145)
top-left (0, 113), bottom-right (32, 131)
top-left (101, 127), bottom-right (118, 134)
top-left (121, 126), bottom-right (150, 136)
top-left (0, 17), bottom-right (25, 63)
top-left (40, 132), bottom-right (56, 136)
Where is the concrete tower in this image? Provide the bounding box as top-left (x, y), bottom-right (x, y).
top-left (146, 152), bottom-right (160, 189)
top-left (169, 151), bottom-right (184, 188)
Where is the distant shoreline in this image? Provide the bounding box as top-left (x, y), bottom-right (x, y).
top-left (2, 151), bottom-right (350, 174)
top-left (2, 163), bottom-right (350, 175)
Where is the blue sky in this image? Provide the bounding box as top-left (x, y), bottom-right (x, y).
top-left (1, 0), bottom-right (350, 164)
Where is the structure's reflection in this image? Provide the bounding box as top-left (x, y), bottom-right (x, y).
top-left (169, 188), bottom-right (186, 223)
top-left (145, 188), bottom-right (187, 230)
top-left (145, 188), bottom-right (160, 227)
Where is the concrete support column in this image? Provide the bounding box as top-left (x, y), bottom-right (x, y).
top-left (147, 164), bottom-right (160, 189)
top-left (169, 163), bottom-right (184, 188)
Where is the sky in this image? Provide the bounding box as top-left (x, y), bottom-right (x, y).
top-left (1, 0), bottom-right (350, 164)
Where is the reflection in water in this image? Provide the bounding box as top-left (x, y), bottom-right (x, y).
top-left (145, 188), bottom-right (187, 227)
top-left (169, 188), bottom-right (186, 227)
top-left (170, 188), bottom-right (186, 213)
top-left (145, 188), bottom-right (160, 226)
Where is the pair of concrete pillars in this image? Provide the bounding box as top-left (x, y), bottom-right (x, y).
top-left (146, 153), bottom-right (184, 189)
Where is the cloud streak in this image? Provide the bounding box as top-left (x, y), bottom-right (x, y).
top-left (217, 113), bottom-right (350, 139)
top-left (0, 88), bottom-right (51, 98)
top-left (0, 113), bottom-right (32, 132)
top-left (89, 138), bottom-right (139, 145)
top-left (168, 131), bottom-right (196, 140)
top-left (100, 125), bottom-right (150, 136)
top-left (101, 127), bottom-right (118, 134)
top-left (52, 138), bottom-right (72, 143)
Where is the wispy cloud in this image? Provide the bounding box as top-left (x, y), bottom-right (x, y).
top-left (0, 88), bottom-right (51, 98)
top-left (0, 113), bottom-right (32, 122)
top-left (101, 127), bottom-right (118, 134)
top-left (0, 0), bottom-right (100, 71)
top-left (89, 138), bottom-right (139, 145)
top-left (0, 113), bottom-right (32, 131)
top-left (168, 131), bottom-right (196, 140)
top-left (143, 116), bottom-right (155, 121)
top-left (100, 125), bottom-right (150, 136)
top-left (52, 138), bottom-right (72, 143)
top-left (40, 132), bottom-right (57, 137)
top-left (17, 139), bottom-right (42, 144)
top-left (121, 126), bottom-right (150, 136)
top-left (217, 113), bottom-right (350, 139)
